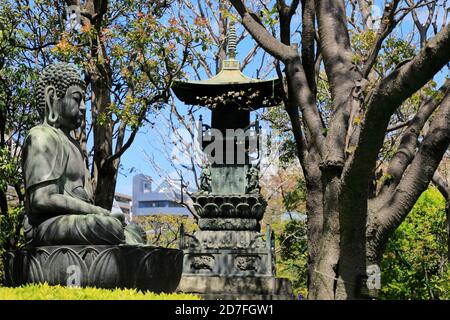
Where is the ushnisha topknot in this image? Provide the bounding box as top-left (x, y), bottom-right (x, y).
top-left (36, 62), bottom-right (86, 115)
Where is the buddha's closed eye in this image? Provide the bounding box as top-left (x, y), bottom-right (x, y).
top-left (72, 92), bottom-right (82, 102)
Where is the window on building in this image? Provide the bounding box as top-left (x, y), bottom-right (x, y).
top-left (138, 200), bottom-right (184, 208)
top-left (143, 182), bottom-right (151, 193)
top-left (168, 201), bottom-right (184, 208)
top-left (115, 196), bottom-right (130, 203)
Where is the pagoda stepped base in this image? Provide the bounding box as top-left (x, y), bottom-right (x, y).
top-left (176, 275), bottom-right (295, 300)
top-left (3, 245), bottom-right (183, 293)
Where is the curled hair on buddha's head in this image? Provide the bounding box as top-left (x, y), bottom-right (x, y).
top-left (36, 62), bottom-right (86, 125)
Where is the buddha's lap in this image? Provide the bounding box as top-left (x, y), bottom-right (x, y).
top-left (30, 214), bottom-right (126, 245)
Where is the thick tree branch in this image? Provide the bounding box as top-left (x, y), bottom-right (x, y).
top-left (285, 94), bottom-right (308, 168)
top-left (229, 0), bottom-right (296, 60)
top-left (301, 0), bottom-right (316, 94)
top-left (378, 78), bottom-right (450, 199)
top-left (432, 171), bottom-right (450, 200)
top-left (316, 0), bottom-right (358, 168)
top-left (277, 1), bottom-right (290, 45)
top-left (432, 170), bottom-right (450, 262)
top-left (285, 57), bottom-right (325, 156)
top-left (369, 89), bottom-right (450, 260)
top-left (344, 22), bottom-right (450, 193)
top-left (289, 0), bottom-right (301, 17)
top-left (277, 0), bottom-right (299, 46)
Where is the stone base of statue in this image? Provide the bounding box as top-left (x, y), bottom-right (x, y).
top-left (3, 245), bottom-right (183, 293)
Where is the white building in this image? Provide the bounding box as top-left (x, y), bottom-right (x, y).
top-left (131, 174), bottom-right (190, 217)
top-left (114, 193), bottom-right (132, 215)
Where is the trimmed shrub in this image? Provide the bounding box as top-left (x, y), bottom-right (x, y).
top-left (381, 187), bottom-right (450, 299)
top-left (0, 283), bottom-right (201, 300)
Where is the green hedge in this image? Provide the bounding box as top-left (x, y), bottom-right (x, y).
top-left (0, 283), bottom-right (201, 300)
top-left (381, 187), bottom-right (450, 299)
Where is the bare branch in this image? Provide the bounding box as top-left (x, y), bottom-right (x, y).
top-left (386, 119), bottom-right (411, 133)
top-left (407, 0), bottom-right (437, 47)
top-left (241, 43), bottom-right (260, 71)
top-left (357, 0), bottom-right (372, 28)
top-left (362, 1), bottom-right (401, 79)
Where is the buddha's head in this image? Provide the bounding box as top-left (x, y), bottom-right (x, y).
top-left (37, 62), bottom-right (86, 130)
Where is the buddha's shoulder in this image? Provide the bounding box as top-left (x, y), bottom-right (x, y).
top-left (25, 125), bottom-right (63, 148)
top-left (27, 124), bottom-right (61, 139)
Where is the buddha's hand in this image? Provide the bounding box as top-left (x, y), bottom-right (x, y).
top-left (111, 211), bottom-right (126, 226)
top-left (97, 208), bottom-right (111, 216)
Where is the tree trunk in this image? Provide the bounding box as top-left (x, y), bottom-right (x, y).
top-left (0, 189), bottom-right (8, 217)
top-left (229, 0), bottom-right (450, 300)
top-left (307, 172), bottom-right (341, 299)
top-left (335, 179), bottom-right (368, 299)
top-left (63, 0), bottom-right (116, 210)
top-left (0, 106), bottom-right (6, 216)
top-left (304, 155), bottom-right (324, 297)
top-left (447, 203), bottom-right (450, 262)
top-left (93, 158), bottom-right (119, 210)
top-left (91, 69), bottom-right (115, 210)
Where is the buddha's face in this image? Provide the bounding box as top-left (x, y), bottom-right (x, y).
top-left (55, 85), bottom-right (85, 130)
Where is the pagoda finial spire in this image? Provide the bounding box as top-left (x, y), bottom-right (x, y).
top-left (227, 21), bottom-right (237, 59)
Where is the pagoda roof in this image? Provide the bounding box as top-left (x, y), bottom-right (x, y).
top-left (178, 59), bottom-right (271, 85)
top-left (172, 72), bottom-right (283, 109)
top-left (171, 22), bottom-right (284, 109)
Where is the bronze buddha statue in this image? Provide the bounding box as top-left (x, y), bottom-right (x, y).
top-left (22, 62), bottom-right (146, 246)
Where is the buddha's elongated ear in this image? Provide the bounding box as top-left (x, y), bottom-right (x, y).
top-left (44, 85), bottom-right (59, 125)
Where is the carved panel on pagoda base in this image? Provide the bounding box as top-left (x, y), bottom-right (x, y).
top-left (191, 193), bottom-right (267, 220)
top-left (182, 230), bottom-right (267, 249)
top-left (210, 165), bottom-right (248, 194)
top-left (182, 248), bottom-right (274, 277)
top-left (3, 245), bottom-right (183, 293)
top-left (198, 218), bottom-right (260, 231)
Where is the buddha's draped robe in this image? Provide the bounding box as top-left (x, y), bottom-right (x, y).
top-left (22, 124), bottom-right (146, 246)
